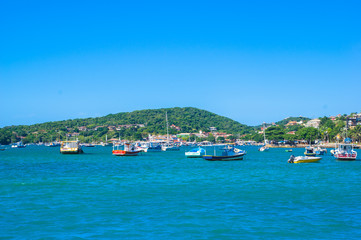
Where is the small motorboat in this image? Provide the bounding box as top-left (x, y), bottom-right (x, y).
top-left (304, 146), bottom-right (316, 156)
top-left (285, 149), bottom-right (293, 152)
top-left (112, 142), bottom-right (141, 156)
top-left (288, 155), bottom-right (321, 163)
top-left (185, 147), bottom-right (206, 158)
top-left (203, 147), bottom-right (246, 161)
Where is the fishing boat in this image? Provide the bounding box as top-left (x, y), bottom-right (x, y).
top-left (185, 147), bottom-right (206, 158)
top-left (60, 140), bottom-right (83, 154)
top-left (259, 122), bottom-right (269, 152)
top-left (333, 138), bottom-right (357, 160)
top-left (288, 155), bottom-right (322, 163)
top-left (304, 146), bottom-right (316, 156)
top-left (112, 142), bottom-right (141, 156)
top-left (203, 147), bottom-right (246, 161)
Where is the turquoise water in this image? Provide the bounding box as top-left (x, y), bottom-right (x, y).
top-left (1, 146), bottom-right (361, 239)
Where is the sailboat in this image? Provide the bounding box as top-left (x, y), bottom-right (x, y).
top-left (162, 112), bottom-right (180, 151)
top-left (259, 123), bottom-right (269, 152)
top-left (101, 135), bottom-right (112, 146)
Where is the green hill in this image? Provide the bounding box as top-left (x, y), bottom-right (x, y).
top-left (0, 107), bottom-right (253, 144)
top-left (276, 116), bottom-right (311, 126)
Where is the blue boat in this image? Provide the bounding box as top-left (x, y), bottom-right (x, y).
top-left (203, 147), bottom-right (246, 161)
top-left (185, 147), bottom-right (206, 158)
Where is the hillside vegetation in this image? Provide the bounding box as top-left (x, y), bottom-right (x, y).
top-left (0, 107), bottom-right (253, 144)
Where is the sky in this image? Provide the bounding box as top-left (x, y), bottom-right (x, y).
top-left (1, 0), bottom-right (360, 127)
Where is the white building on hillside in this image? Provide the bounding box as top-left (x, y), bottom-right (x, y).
top-left (305, 118), bottom-right (321, 128)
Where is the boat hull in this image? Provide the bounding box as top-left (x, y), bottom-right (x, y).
top-left (112, 150), bottom-right (140, 156)
top-left (334, 153), bottom-right (357, 161)
top-left (203, 154), bottom-right (244, 161)
top-left (60, 149), bottom-right (84, 154)
top-left (293, 157), bottom-right (321, 163)
top-left (162, 147), bottom-right (180, 151)
top-left (185, 152), bottom-right (204, 158)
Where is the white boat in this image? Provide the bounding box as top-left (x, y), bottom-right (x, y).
top-left (60, 139), bottom-right (83, 154)
top-left (259, 122), bottom-right (269, 152)
top-left (333, 139), bottom-right (357, 160)
top-left (259, 145), bottom-right (269, 152)
top-left (11, 141), bottom-right (26, 148)
top-left (304, 146), bottom-right (316, 156)
top-left (185, 147), bottom-right (206, 158)
top-left (288, 155), bottom-right (321, 163)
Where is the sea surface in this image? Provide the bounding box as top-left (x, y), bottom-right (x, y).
top-left (1, 146), bottom-right (361, 239)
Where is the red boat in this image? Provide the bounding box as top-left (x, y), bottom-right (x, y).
top-left (112, 143), bottom-right (141, 156)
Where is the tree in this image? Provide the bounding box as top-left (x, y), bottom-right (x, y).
top-left (207, 134), bottom-right (215, 142)
top-left (350, 126), bottom-right (361, 143)
top-left (296, 127), bottom-right (319, 143)
top-left (266, 126), bottom-right (285, 141)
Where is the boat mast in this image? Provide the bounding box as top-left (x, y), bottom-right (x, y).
top-left (166, 111), bottom-right (169, 146)
top-left (263, 122), bottom-right (266, 145)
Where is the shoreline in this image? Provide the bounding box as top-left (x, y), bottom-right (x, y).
top-left (266, 143), bottom-right (361, 148)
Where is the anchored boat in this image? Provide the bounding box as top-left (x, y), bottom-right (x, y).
top-left (185, 147), bottom-right (206, 158)
top-left (112, 142), bottom-right (141, 156)
top-left (203, 147), bottom-right (246, 161)
top-left (259, 122), bottom-right (269, 152)
top-left (304, 146), bottom-right (316, 156)
top-left (333, 139), bottom-right (357, 160)
top-left (288, 155), bottom-right (321, 163)
top-left (60, 140), bottom-right (83, 154)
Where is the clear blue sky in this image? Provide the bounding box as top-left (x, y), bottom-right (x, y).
top-left (1, 0), bottom-right (360, 127)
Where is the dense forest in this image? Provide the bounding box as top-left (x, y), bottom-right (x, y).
top-left (0, 107), bottom-right (253, 144)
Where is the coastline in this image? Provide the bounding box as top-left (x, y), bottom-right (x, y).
top-left (266, 143), bottom-right (361, 149)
